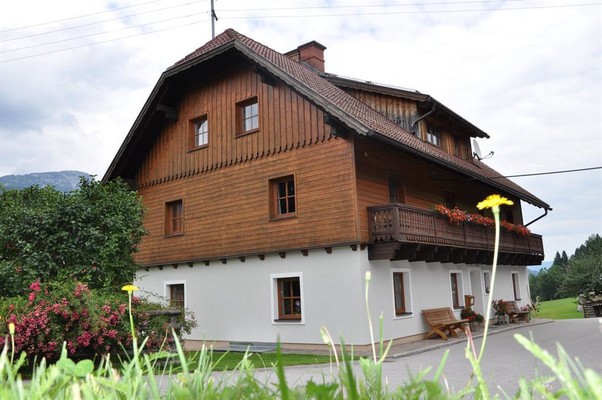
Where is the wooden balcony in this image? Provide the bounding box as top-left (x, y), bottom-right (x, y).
top-left (368, 204), bottom-right (544, 266)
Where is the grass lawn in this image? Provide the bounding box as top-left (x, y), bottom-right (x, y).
top-left (184, 350), bottom-right (333, 371)
top-left (536, 297), bottom-right (583, 319)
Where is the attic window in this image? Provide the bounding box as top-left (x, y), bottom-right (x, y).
top-left (237, 96), bottom-right (259, 135)
top-left (426, 125), bottom-right (441, 146)
top-left (193, 116), bottom-right (208, 147)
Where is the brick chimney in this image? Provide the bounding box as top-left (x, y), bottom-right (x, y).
top-left (285, 41), bottom-right (327, 72)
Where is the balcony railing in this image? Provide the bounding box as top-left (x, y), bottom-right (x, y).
top-left (368, 203), bottom-right (544, 265)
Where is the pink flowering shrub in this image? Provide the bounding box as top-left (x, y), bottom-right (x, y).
top-left (0, 280), bottom-right (196, 361)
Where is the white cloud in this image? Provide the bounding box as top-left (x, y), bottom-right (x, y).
top-left (1, 0), bottom-right (600, 259)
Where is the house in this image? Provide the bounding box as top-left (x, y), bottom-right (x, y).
top-left (103, 29), bottom-right (550, 350)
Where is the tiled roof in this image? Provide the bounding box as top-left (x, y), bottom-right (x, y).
top-left (170, 29), bottom-right (550, 210)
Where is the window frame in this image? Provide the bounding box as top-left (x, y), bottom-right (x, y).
top-left (165, 280), bottom-right (186, 311)
top-left (269, 174), bottom-right (297, 220)
top-left (386, 173), bottom-right (405, 204)
top-left (236, 96), bottom-right (259, 135)
top-left (271, 273), bottom-right (304, 323)
top-left (392, 268), bottom-right (413, 318)
top-left (165, 199), bottom-right (184, 236)
top-left (511, 271), bottom-right (522, 300)
top-left (192, 115), bottom-right (209, 148)
top-left (483, 270), bottom-right (491, 295)
top-left (449, 271), bottom-right (464, 309)
top-left (426, 124), bottom-right (441, 147)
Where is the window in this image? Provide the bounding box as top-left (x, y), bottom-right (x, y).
top-left (450, 272), bottom-right (463, 309)
top-left (194, 116), bottom-right (208, 147)
top-left (165, 199), bottom-right (183, 236)
top-left (237, 97), bottom-right (259, 134)
top-left (483, 271), bottom-right (491, 294)
top-left (167, 283), bottom-right (185, 312)
top-left (270, 175), bottom-right (296, 218)
top-left (512, 272), bottom-right (521, 300)
top-left (426, 124), bottom-right (441, 146)
top-left (276, 276), bottom-right (302, 320)
top-left (392, 270), bottom-right (412, 316)
top-left (443, 190), bottom-right (456, 209)
top-left (387, 174), bottom-right (405, 204)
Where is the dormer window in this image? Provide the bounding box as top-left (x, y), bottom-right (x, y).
top-left (426, 125), bottom-right (441, 147)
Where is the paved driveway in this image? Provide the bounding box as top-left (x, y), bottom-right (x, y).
top-left (241, 318), bottom-right (602, 397)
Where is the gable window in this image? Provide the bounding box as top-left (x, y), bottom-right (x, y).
top-left (426, 125), bottom-right (441, 146)
top-left (512, 272), bottom-right (521, 300)
top-left (483, 270), bottom-right (491, 294)
top-left (165, 199), bottom-right (183, 236)
top-left (272, 274), bottom-right (303, 321)
top-left (194, 116), bottom-right (209, 147)
top-left (387, 173), bottom-right (405, 204)
top-left (392, 269), bottom-right (412, 316)
top-left (167, 282), bottom-right (185, 312)
top-left (237, 96), bottom-right (259, 135)
top-left (270, 175), bottom-right (296, 218)
top-left (450, 271), bottom-right (463, 309)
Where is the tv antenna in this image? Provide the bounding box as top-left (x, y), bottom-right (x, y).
top-left (472, 139), bottom-right (494, 161)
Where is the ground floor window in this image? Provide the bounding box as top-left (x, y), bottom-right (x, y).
top-left (483, 270), bottom-right (491, 294)
top-left (392, 269), bottom-right (412, 316)
top-left (166, 282), bottom-right (185, 312)
top-left (511, 272), bottom-right (521, 300)
top-left (450, 271), bottom-right (463, 309)
top-left (272, 274), bottom-right (303, 322)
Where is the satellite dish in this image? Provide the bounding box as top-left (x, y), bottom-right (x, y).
top-left (472, 139), bottom-right (494, 161)
top-left (472, 139), bottom-right (482, 160)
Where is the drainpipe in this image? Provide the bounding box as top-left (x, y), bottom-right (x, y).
top-left (411, 98), bottom-right (437, 134)
top-left (524, 208), bottom-right (549, 227)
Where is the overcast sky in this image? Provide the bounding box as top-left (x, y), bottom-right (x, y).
top-left (1, 0), bottom-right (600, 261)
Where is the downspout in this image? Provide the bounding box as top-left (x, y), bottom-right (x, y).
top-left (411, 98), bottom-right (437, 134)
top-left (524, 208), bottom-right (549, 227)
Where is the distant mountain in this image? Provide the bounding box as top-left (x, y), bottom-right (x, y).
top-left (528, 260), bottom-right (553, 276)
top-left (0, 170), bottom-right (93, 192)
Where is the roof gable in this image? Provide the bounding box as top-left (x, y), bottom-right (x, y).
top-left (103, 29), bottom-right (549, 210)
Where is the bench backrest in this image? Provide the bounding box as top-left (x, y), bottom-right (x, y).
top-left (422, 307), bottom-right (457, 325)
top-left (504, 301), bottom-right (520, 313)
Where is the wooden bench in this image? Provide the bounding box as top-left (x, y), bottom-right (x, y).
top-left (422, 307), bottom-right (470, 340)
top-left (504, 301), bottom-right (530, 323)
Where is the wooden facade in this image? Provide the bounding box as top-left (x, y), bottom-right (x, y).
top-left (105, 29), bottom-right (547, 268)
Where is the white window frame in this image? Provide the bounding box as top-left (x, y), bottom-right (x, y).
top-left (483, 270), bottom-right (491, 295)
top-left (164, 280), bottom-right (187, 309)
top-left (449, 270), bottom-right (464, 309)
top-left (391, 268), bottom-right (413, 319)
top-left (511, 271), bottom-right (522, 301)
top-left (270, 272), bottom-right (305, 324)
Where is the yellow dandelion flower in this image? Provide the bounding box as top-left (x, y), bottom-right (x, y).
top-left (477, 194), bottom-right (514, 210)
top-left (121, 284), bottom-right (139, 293)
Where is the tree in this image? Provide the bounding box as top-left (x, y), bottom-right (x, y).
top-left (0, 179), bottom-right (146, 297)
top-left (559, 234), bottom-right (602, 299)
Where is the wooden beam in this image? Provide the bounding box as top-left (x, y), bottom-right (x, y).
top-left (156, 104), bottom-right (178, 120)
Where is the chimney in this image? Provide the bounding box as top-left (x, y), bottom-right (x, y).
top-left (285, 41), bottom-right (327, 73)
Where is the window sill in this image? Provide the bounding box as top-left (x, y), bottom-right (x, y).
top-left (164, 232), bottom-right (184, 238)
top-left (394, 312), bottom-right (413, 319)
top-left (273, 318), bottom-right (303, 323)
top-left (188, 144), bottom-right (208, 153)
top-left (270, 214), bottom-right (297, 222)
top-left (236, 128), bottom-right (260, 137)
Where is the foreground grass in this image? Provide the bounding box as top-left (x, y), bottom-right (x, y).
top-left (185, 350), bottom-right (332, 371)
top-left (537, 297), bottom-right (583, 319)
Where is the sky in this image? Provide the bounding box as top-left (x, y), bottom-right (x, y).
top-left (1, 0), bottom-right (600, 262)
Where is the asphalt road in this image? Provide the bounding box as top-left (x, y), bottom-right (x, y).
top-left (240, 318), bottom-right (602, 397)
